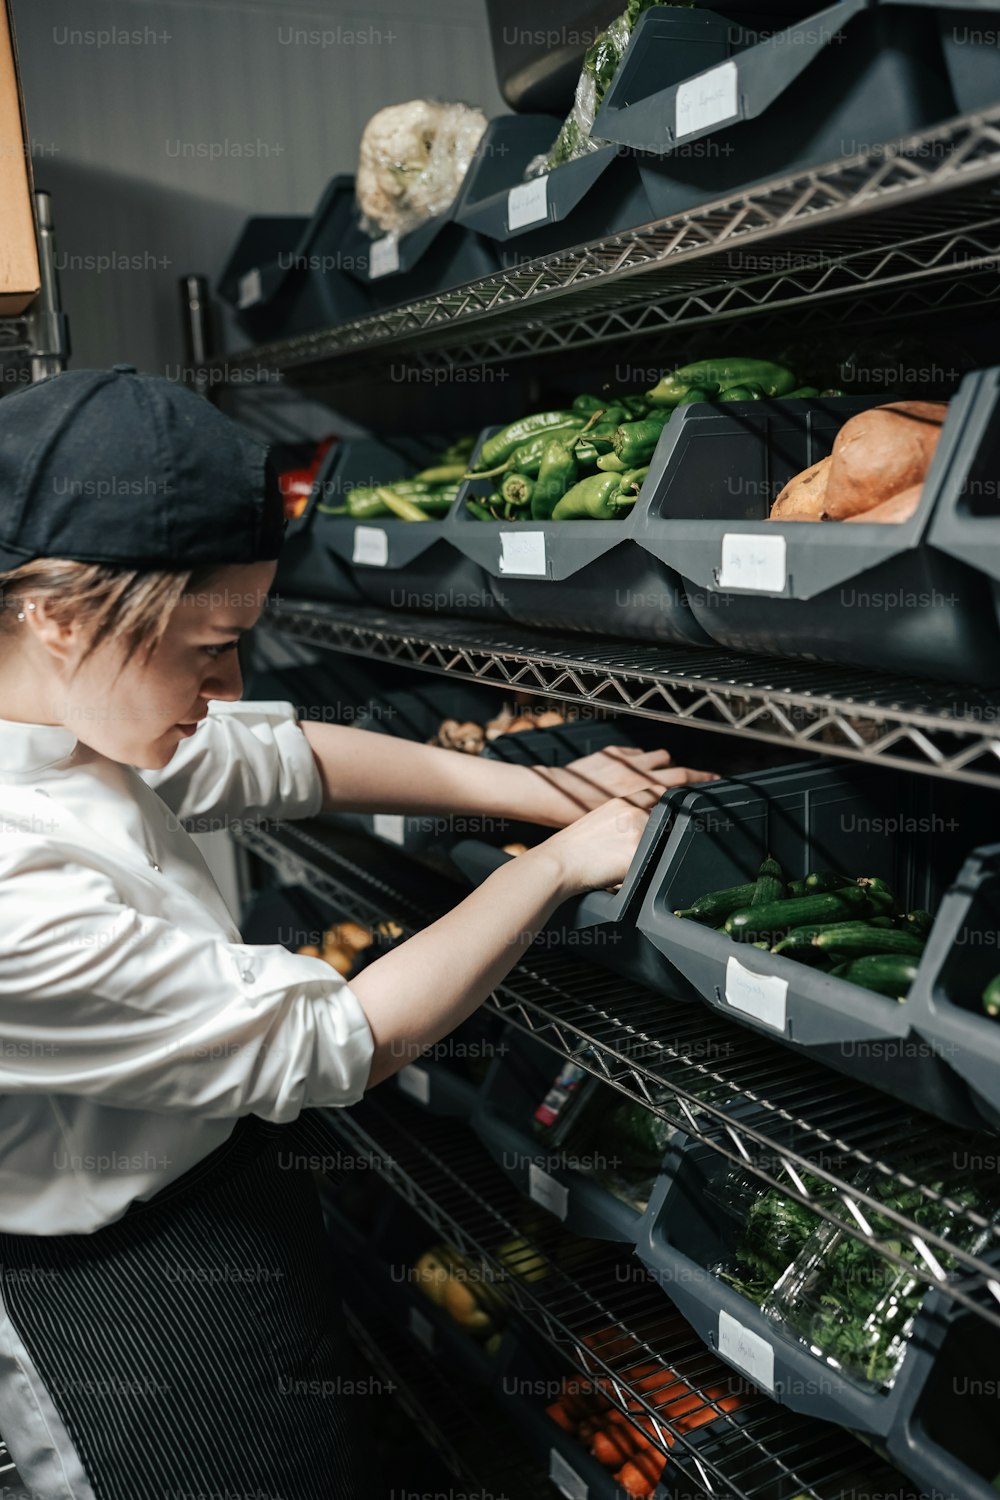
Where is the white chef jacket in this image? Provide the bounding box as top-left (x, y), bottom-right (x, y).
top-left (0, 699), bottom-right (375, 1238)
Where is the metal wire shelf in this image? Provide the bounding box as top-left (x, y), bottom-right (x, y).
top-left (237, 817), bottom-right (1000, 1331)
top-left (203, 108), bottom-right (1000, 383)
top-left (327, 1098), bottom-right (910, 1500)
top-left (267, 599), bottom-right (1000, 787)
top-left (343, 1296), bottom-right (552, 1500)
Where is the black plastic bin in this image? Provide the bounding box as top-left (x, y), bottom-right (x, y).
top-left (216, 176), bottom-right (372, 342)
top-left (634, 761), bottom-right (988, 1128)
top-left (449, 424), bottom-right (712, 644)
top-left (907, 842), bottom-right (1000, 1133)
top-left (336, 199), bottom-right (499, 310)
top-left (470, 1030), bottom-right (660, 1244)
top-left (926, 363), bottom-right (1000, 636)
top-left (634, 1124), bottom-right (954, 1441)
top-left (453, 114), bottom-right (656, 264)
top-left (883, 0), bottom-right (1000, 115)
top-left (592, 0), bottom-right (959, 220)
top-left (636, 384), bottom-right (1000, 682)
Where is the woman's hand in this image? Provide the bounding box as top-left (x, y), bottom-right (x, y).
top-left (537, 745), bottom-right (718, 820)
top-left (524, 794), bottom-right (657, 899)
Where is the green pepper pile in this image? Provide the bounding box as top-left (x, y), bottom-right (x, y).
top-left (675, 857), bottom-right (933, 1002)
top-left (463, 360), bottom-right (840, 522)
top-left (318, 434), bottom-right (475, 522)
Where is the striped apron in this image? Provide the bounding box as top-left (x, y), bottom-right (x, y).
top-left (0, 1112), bottom-right (373, 1500)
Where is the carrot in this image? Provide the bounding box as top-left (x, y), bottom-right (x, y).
top-left (675, 1385), bottom-right (743, 1434)
top-left (591, 1429), bottom-right (632, 1469)
top-left (614, 1461), bottom-right (656, 1498)
top-left (545, 1401), bottom-right (575, 1433)
top-left (632, 1448), bottom-right (667, 1485)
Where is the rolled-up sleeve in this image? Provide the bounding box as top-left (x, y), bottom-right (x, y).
top-left (0, 850), bottom-right (374, 1118)
top-left (137, 700), bottom-right (323, 832)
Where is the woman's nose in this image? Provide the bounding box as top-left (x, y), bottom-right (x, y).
top-left (203, 651), bottom-right (243, 702)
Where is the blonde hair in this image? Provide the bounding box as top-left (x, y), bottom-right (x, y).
top-left (0, 559), bottom-right (223, 669)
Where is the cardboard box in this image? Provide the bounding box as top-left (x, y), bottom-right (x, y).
top-left (0, 0), bottom-right (38, 313)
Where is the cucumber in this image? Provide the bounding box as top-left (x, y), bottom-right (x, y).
top-left (751, 854), bottom-right (784, 908)
top-left (812, 924), bottom-right (925, 959)
top-left (772, 920), bottom-right (883, 957)
top-left (855, 877), bottom-right (897, 913)
top-left (804, 872), bottom-right (851, 893)
top-left (674, 881), bottom-right (757, 924)
top-left (726, 886), bottom-right (870, 943)
top-left (830, 954), bottom-right (921, 1001)
top-left (983, 974), bottom-right (1000, 1019)
top-left (787, 878), bottom-right (809, 898)
top-left (897, 909), bottom-right (933, 937)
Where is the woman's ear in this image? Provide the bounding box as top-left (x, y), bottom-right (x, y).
top-left (23, 598), bottom-right (79, 663)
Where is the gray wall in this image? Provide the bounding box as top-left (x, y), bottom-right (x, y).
top-left (11, 0), bottom-right (506, 378)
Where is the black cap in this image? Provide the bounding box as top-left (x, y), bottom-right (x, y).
top-left (0, 365), bottom-right (285, 573)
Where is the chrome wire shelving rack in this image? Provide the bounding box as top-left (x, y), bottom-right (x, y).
top-left (265, 599), bottom-right (1000, 787)
top-left (202, 107), bottom-right (1000, 384)
top-left (235, 817), bottom-right (1000, 1333)
top-left (326, 1097), bottom-right (906, 1500)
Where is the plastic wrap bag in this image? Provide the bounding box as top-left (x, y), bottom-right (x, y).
top-left (527, 0), bottom-right (692, 177)
top-left (356, 99), bottom-right (488, 240)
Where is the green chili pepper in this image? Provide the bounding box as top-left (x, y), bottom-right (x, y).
top-left (375, 487), bottom-right (430, 522)
top-left (675, 385), bottom-right (718, 405)
top-left (552, 472), bottom-right (624, 521)
top-left (500, 471), bottom-right (534, 509)
top-left (620, 394), bottom-right (652, 417)
top-left (783, 386), bottom-right (820, 399)
top-left (411, 493), bottom-right (455, 517)
top-left (597, 453), bottom-right (628, 472)
top-left (572, 393), bottom-right (606, 414)
top-left (821, 387), bottom-right (847, 397)
top-left (614, 414), bottom-right (670, 466)
top-left (647, 359), bottom-right (798, 405)
top-left (619, 465), bottom-right (650, 496)
top-left (478, 410), bottom-right (581, 469)
top-left (531, 437), bottom-right (579, 521)
top-left (332, 486), bottom-right (389, 519)
top-left (718, 382), bottom-right (766, 401)
top-left (465, 497), bottom-right (494, 522)
top-left (412, 463), bottom-right (468, 484)
top-left (509, 422), bottom-right (585, 476)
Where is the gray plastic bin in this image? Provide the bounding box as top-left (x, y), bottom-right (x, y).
top-left (926, 364), bottom-right (1000, 635)
top-left (881, 0), bottom-right (1000, 115)
top-left (336, 199), bottom-right (499, 309)
top-left (636, 386), bottom-right (1000, 682)
top-left (593, 0), bottom-right (958, 220)
top-left (907, 842), bottom-right (1000, 1133)
top-left (634, 761), bottom-right (987, 1127)
top-left (450, 424), bottom-right (712, 644)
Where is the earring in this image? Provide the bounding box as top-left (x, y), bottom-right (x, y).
top-left (15, 611), bottom-right (24, 621)
top-left (26, 602), bottom-right (35, 611)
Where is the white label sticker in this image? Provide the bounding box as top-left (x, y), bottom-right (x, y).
top-left (498, 530), bottom-right (547, 576)
top-left (549, 1449), bottom-right (587, 1500)
top-left (725, 956), bottom-right (788, 1033)
top-left (676, 59), bottom-right (739, 139)
top-left (529, 1163), bottom-right (569, 1220)
top-left (397, 1064), bottom-right (430, 1105)
top-left (373, 814), bottom-right (406, 845)
top-left (408, 1306), bottom-right (435, 1352)
top-left (352, 525), bottom-right (389, 567)
top-left (718, 1309), bottom-right (775, 1392)
top-left (507, 174), bottom-right (549, 231)
top-left (369, 235), bottom-right (400, 278)
top-left (718, 533), bottom-right (787, 594)
top-left (237, 267), bottom-right (263, 309)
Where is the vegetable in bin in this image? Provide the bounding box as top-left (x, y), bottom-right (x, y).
top-left (647, 358), bottom-right (800, 405)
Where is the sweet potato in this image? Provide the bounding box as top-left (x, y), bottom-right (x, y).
top-left (615, 1461), bottom-right (656, 1499)
top-left (769, 455), bottom-right (831, 521)
top-left (843, 482), bottom-right (922, 523)
top-left (823, 401), bottom-right (946, 519)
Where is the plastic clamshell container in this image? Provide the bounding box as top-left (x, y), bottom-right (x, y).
top-left (635, 1126), bottom-right (945, 1438)
top-left (926, 364), bottom-right (1000, 636)
top-left (634, 761), bottom-right (986, 1127)
top-left (594, 0), bottom-right (958, 220)
top-left (470, 1030), bottom-right (660, 1243)
top-left (453, 113), bottom-right (655, 261)
top-left (637, 387), bottom-right (1000, 682)
top-left (292, 437), bottom-right (503, 619)
top-left (907, 842), bottom-right (1000, 1133)
top-left (450, 424), bottom-right (712, 644)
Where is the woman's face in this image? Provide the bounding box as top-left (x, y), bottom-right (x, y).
top-left (59, 561), bottom-right (277, 768)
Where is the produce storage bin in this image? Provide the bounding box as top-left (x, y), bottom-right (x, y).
top-left (336, 199), bottom-right (499, 310)
top-left (926, 363), bottom-right (1000, 636)
top-left (449, 424), bottom-right (712, 645)
top-left (216, 176), bottom-right (372, 342)
top-left (483, 0), bottom-right (623, 114)
top-left (453, 114), bottom-right (656, 263)
top-left (278, 437), bottom-right (503, 618)
top-left (592, 0), bottom-right (958, 220)
top-left (470, 1030), bottom-right (664, 1243)
top-left (636, 386), bottom-right (1000, 682)
top-left (634, 761), bottom-right (986, 1127)
top-left (635, 1124), bottom-right (957, 1438)
top-left (881, 0), bottom-right (1000, 115)
top-left (907, 842), bottom-right (1000, 1133)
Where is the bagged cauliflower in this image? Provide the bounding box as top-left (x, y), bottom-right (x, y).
top-left (356, 99), bottom-right (488, 240)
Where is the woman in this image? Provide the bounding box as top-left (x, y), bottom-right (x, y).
top-left (0, 366), bottom-right (715, 1500)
